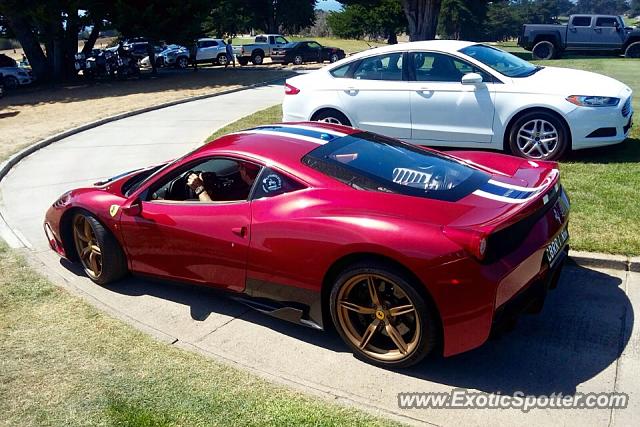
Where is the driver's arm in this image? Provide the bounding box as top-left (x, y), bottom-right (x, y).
top-left (187, 173), bottom-right (213, 201)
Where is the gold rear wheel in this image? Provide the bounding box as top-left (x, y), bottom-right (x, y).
top-left (333, 270), bottom-right (429, 365)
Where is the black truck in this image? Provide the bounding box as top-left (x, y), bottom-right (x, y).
top-left (518, 14), bottom-right (640, 59)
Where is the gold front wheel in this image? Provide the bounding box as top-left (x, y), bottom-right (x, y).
top-left (73, 214), bottom-right (103, 279)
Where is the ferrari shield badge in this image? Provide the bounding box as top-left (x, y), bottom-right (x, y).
top-left (109, 204), bottom-right (119, 217)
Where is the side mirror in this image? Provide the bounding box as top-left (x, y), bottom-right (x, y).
top-left (462, 72), bottom-right (483, 85)
top-left (122, 198), bottom-right (142, 216)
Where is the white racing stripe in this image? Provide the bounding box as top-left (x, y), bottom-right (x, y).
top-left (488, 169), bottom-right (558, 192)
top-left (255, 123), bottom-right (348, 137)
top-left (233, 129), bottom-right (329, 145)
top-left (472, 189), bottom-right (539, 204)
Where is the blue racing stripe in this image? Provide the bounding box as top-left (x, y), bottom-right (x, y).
top-left (251, 125), bottom-right (341, 142)
top-left (478, 181), bottom-right (534, 200)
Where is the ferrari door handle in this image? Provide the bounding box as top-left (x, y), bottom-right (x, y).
top-left (232, 226), bottom-right (248, 238)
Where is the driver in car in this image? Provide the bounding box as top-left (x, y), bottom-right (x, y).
top-left (187, 162), bottom-right (259, 202)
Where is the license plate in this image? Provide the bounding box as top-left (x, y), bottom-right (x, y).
top-left (546, 225), bottom-right (569, 265)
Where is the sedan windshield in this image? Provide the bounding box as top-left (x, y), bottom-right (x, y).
top-left (303, 132), bottom-right (488, 202)
top-left (459, 44), bottom-right (540, 78)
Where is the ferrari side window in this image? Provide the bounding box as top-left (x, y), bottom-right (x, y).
top-left (252, 168), bottom-right (304, 199)
top-left (149, 158), bottom-right (262, 203)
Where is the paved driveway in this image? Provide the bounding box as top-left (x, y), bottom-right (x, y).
top-left (0, 84), bottom-right (638, 426)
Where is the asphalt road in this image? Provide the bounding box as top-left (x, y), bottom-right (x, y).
top-left (0, 83), bottom-right (638, 426)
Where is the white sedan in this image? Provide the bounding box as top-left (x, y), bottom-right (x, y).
top-left (282, 40), bottom-right (634, 160)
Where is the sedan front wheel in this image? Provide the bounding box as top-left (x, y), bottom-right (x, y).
top-left (508, 111), bottom-right (569, 160)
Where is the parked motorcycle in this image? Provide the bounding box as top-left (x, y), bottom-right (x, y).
top-left (83, 50), bottom-right (117, 79)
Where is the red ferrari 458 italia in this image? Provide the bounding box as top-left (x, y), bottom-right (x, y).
top-left (44, 122), bottom-right (570, 367)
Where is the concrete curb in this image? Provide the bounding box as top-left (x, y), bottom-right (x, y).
top-left (0, 73), bottom-right (292, 181)
top-left (569, 250), bottom-right (637, 272)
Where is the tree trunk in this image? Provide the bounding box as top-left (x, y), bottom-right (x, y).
top-left (82, 21), bottom-right (102, 56)
top-left (401, 0), bottom-right (442, 41)
top-left (2, 9), bottom-right (50, 82)
top-left (65, 6), bottom-right (80, 79)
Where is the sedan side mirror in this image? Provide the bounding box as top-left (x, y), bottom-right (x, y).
top-left (122, 198), bottom-right (142, 216)
top-left (461, 73), bottom-right (483, 85)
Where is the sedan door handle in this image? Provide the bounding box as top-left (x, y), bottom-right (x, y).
top-left (232, 226), bottom-right (248, 238)
top-left (346, 87), bottom-right (358, 95)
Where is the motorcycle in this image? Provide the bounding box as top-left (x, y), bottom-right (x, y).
top-left (114, 53), bottom-right (140, 79)
top-left (83, 50), bottom-right (117, 80)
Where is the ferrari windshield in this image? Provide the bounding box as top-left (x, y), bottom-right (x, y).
top-left (303, 132), bottom-right (488, 201)
top-left (459, 44), bottom-right (540, 78)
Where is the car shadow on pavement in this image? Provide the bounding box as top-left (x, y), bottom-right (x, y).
top-left (60, 259), bottom-right (632, 394)
top-left (60, 258), bottom-right (346, 352)
top-left (401, 263), bottom-right (633, 395)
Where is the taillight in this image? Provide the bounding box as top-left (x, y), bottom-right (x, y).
top-left (443, 226), bottom-right (488, 261)
top-left (285, 83), bottom-right (300, 95)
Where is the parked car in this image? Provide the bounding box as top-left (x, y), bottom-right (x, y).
top-left (518, 14), bottom-right (640, 59)
top-left (271, 41), bottom-right (346, 65)
top-left (193, 38), bottom-right (230, 65)
top-left (156, 44), bottom-right (190, 69)
top-left (0, 56), bottom-right (34, 89)
top-left (283, 40), bottom-right (634, 160)
top-left (235, 34), bottom-right (290, 65)
top-left (44, 122), bottom-right (570, 368)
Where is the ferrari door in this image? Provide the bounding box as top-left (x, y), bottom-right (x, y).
top-left (118, 157), bottom-right (256, 292)
top-left (407, 51), bottom-right (496, 145)
top-left (336, 52), bottom-right (411, 139)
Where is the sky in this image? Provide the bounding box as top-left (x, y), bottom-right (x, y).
top-left (317, 0), bottom-right (343, 11)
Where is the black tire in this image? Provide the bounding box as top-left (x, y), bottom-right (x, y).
top-left (329, 262), bottom-right (439, 368)
top-left (625, 42), bottom-right (640, 58)
top-left (532, 40), bottom-right (555, 60)
top-left (293, 55), bottom-right (304, 65)
top-left (312, 109), bottom-right (352, 126)
top-left (217, 54), bottom-right (228, 66)
top-left (329, 53), bottom-right (340, 63)
top-left (176, 56), bottom-right (189, 69)
top-left (3, 75), bottom-right (19, 90)
top-left (508, 110), bottom-right (569, 160)
top-left (238, 57), bottom-right (249, 66)
top-left (251, 52), bottom-right (264, 65)
top-left (72, 212), bottom-right (128, 285)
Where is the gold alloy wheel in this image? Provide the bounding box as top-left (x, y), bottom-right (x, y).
top-left (336, 273), bottom-right (421, 362)
top-left (72, 215), bottom-right (102, 279)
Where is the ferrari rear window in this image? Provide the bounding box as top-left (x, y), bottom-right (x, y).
top-left (302, 132), bottom-right (489, 201)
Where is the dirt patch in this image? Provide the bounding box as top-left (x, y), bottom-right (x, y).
top-left (0, 67), bottom-right (292, 161)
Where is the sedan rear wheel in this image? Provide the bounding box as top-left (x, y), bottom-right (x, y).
top-left (330, 264), bottom-right (438, 367)
top-left (293, 55), bottom-right (304, 65)
top-left (312, 109), bottom-right (351, 126)
top-left (72, 212), bottom-right (128, 285)
top-left (509, 111), bottom-right (568, 160)
top-left (330, 53), bottom-right (340, 63)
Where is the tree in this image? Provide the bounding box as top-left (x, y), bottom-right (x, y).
top-left (438, 0), bottom-right (488, 40)
top-left (339, 0), bottom-right (444, 41)
top-left (574, 0), bottom-right (630, 15)
top-left (249, 0), bottom-right (316, 34)
top-left (328, 0), bottom-right (406, 42)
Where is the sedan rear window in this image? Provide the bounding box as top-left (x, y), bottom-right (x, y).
top-left (302, 132), bottom-right (488, 201)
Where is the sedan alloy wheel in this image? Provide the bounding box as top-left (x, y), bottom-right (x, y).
top-left (516, 119), bottom-right (559, 159)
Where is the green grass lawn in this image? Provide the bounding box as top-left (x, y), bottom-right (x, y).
top-left (207, 58), bottom-right (640, 255)
top-left (0, 243), bottom-right (395, 426)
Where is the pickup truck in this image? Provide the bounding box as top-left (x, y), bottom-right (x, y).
top-left (234, 34), bottom-right (290, 65)
top-left (518, 14), bottom-right (640, 60)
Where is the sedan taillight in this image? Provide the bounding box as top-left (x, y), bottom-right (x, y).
top-left (285, 83), bottom-right (300, 95)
